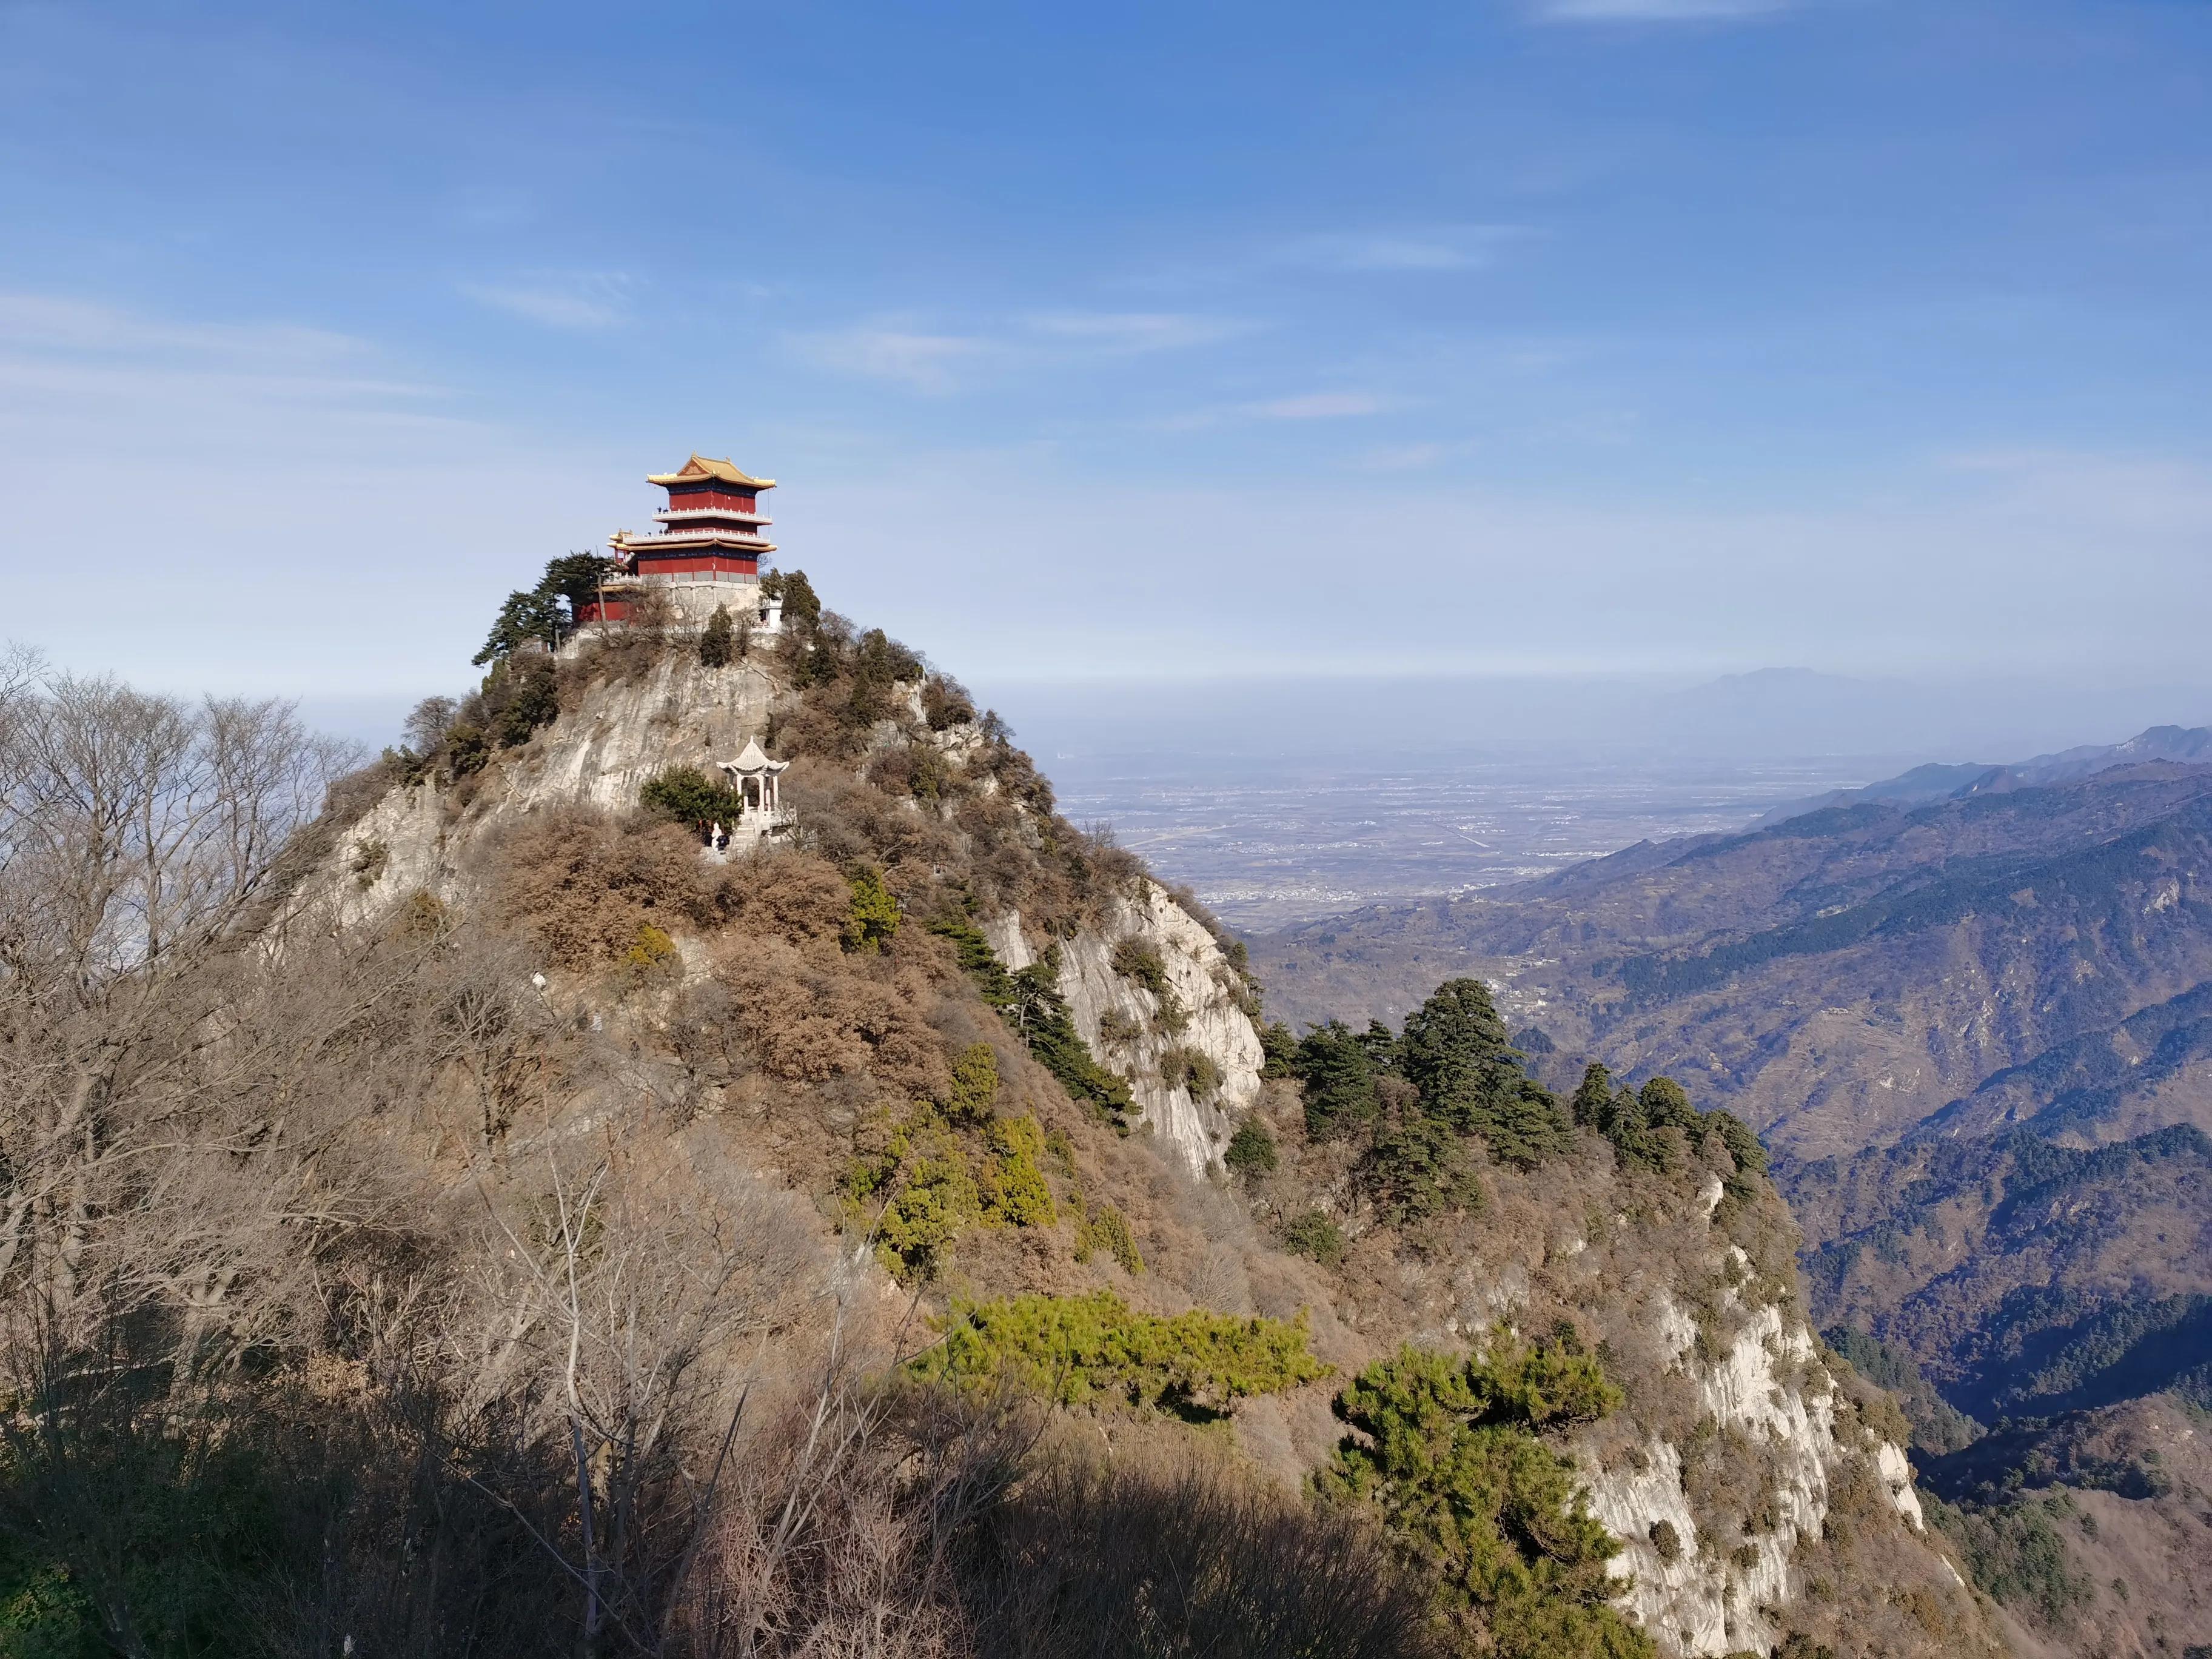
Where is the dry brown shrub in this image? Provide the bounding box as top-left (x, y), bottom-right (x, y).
top-left (720, 847), bottom-right (851, 945)
top-left (1079, 828), bottom-right (1145, 901)
top-left (488, 806), bottom-right (720, 970)
top-left (717, 940), bottom-right (956, 1102)
top-left (561, 626), bottom-right (669, 691)
top-left (766, 685), bottom-right (869, 763)
top-left (786, 759), bottom-right (964, 882)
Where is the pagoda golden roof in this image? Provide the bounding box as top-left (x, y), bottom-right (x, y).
top-left (648, 454), bottom-right (776, 491)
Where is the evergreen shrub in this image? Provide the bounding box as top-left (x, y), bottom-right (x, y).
top-left (639, 766), bottom-right (746, 834)
top-left (1322, 1330), bottom-right (1652, 1659)
top-left (1283, 1209), bottom-right (1348, 1267)
top-left (842, 864), bottom-right (900, 953)
top-left (1224, 1117), bottom-right (1279, 1178)
top-left (912, 1291), bottom-right (1326, 1415)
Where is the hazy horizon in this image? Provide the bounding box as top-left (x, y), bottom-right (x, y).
top-left (193, 655), bottom-right (2208, 932)
top-left (258, 662), bottom-right (2212, 771)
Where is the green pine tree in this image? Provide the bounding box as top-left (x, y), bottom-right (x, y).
top-left (1570, 1062), bottom-right (1615, 1128)
top-left (1322, 1333), bottom-right (1652, 1659)
top-left (698, 603), bottom-right (734, 667)
top-left (843, 864), bottom-right (901, 953)
top-left (1401, 979), bottom-right (1573, 1169)
top-left (639, 766), bottom-right (746, 834)
top-left (1225, 1116), bottom-right (1279, 1178)
top-left (776, 568), bottom-right (823, 634)
top-left (1293, 1021), bottom-right (1381, 1140)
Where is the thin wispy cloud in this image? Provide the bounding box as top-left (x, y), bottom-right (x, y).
top-left (797, 309), bottom-right (1246, 392)
top-left (1283, 226), bottom-right (1526, 273)
top-left (1248, 392), bottom-right (1389, 420)
top-left (1360, 441), bottom-right (1464, 471)
top-left (797, 323), bottom-right (992, 392)
top-left (0, 291), bottom-right (369, 365)
top-left (461, 273), bottom-right (634, 330)
top-left (1021, 310), bottom-right (1251, 352)
top-left (1936, 448), bottom-right (2212, 531)
top-left (1160, 390), bottom-right (1393, 430)
top-left (0, 289), bottom-right (475, 477)
top-left (1537, 0), bottom-right (1791, 21)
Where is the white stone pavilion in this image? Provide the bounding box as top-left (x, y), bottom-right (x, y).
top-left (717, 738), bottom-right (789, 816)
top-left (704, 739), bottom-right (795, 856)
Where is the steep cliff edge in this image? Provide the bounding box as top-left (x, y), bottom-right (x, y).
top-left (1228, 1042), bottom-right (1991, 1659)
top-left (985, 888), bottom-right (1261, 1176)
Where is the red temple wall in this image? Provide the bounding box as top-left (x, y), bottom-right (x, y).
top-left (665, 488), bottom-right (761, 514)
top-left (632, 554), bottom-right (760, 575)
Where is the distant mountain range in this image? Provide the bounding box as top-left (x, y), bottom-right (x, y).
top-left (1252, 752), bottom-right (2212, 1158)
top-left (1755, 723), bottom-right (2212, 826)
top-left (1246, 733), bottom-right (2212, 1652)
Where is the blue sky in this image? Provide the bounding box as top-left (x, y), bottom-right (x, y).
top-left (2, 0), bottom-right (2208, 708)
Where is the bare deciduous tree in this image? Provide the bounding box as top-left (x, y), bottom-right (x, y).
top-left (0, 652), bottom-right (355, 1347)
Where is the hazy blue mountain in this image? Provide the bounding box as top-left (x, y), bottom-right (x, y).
top-left (1755, 724), bottom-right (2212, 826)
top-left (1250, 759), bottom-right (2212, 1157)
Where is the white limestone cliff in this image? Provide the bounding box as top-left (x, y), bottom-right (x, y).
top-left (984, 885), bottom-right (1264, 1177)
top-left (321, 652), bottom-right (786, 927)
top-left (1577, 1273), bottom-right (1934, 1657)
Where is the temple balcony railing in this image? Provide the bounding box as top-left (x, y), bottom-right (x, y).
top-left (613, 568), bottom-right (766, 586)
top-left (655, 508), bottom-right (769, 525)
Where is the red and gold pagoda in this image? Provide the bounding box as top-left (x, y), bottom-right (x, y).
top-left (577, 455), bottom-right (777, 625)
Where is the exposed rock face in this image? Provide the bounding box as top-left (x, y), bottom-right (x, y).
top-left (986, 884), bottom-right (1264, 1176)
top-left (324, 653), bottom-right (784, 925)
top-left (1583, 1282), bottom-right (1928, 1657)
top-left (327, 780), bottom-right (448, 930)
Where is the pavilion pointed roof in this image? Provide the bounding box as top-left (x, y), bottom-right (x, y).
top-left (720, 738), bottom-right (789, 776)
top-left (648, 454), bottom-right (777, 491)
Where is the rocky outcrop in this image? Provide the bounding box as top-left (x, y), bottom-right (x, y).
top-left (317, 652), bottom-right (786, 927)
top-left (1574, 1260), bottom-right (1944, 1657)
top-left (310, 649), bottom-right (1269, 1179)
top-left (1389, 1167), bottom-right (1973, 1659)
top-left (985, 885), bottom-right (1264, 1176)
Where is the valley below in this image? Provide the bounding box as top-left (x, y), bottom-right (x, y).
top-left (1048, 743), bottom-right (1894, 931)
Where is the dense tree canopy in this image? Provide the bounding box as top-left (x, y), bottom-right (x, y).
top-left (1293, 1021), bottom-right (1381, 1141)
top-left (1399, 980), bottom-right (1573, 1170)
